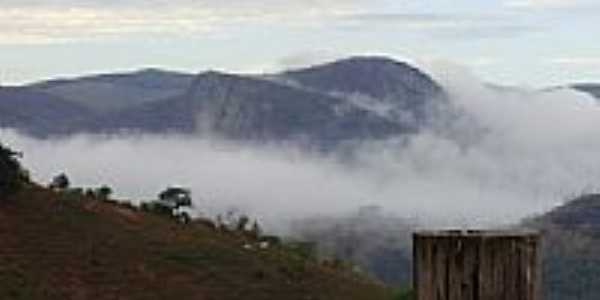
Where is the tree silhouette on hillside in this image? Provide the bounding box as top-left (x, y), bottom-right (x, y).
top-left (49, 173), bottom-right (70, 191)
top-left (0, 143), bottom-right (28, 198)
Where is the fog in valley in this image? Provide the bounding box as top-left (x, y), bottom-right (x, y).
top-left (3, 64), bottom-right (600, 230)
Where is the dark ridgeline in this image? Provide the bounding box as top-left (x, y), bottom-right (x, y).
top-left (0, 56), bottom-right (446, 147)
top-left (571, 84), bottom-right (600, 100)
top-left (414, 230), bottom-right (541, 300)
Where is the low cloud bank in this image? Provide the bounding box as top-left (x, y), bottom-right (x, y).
top-left (3, 65), bottom-right (600, 229)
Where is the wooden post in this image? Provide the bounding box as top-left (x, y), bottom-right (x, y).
top-left (413, 230), bottom-right (541, 300)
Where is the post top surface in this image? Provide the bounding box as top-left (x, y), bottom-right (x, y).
top-left (414, 229), bottom-right (540, 238)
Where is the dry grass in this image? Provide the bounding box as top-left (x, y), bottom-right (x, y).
top-left (0, 187), bottom-right (391, 300)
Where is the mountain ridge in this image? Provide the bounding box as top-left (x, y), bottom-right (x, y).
top-left (0, 56), bottom-right (447, 145)
top-left (571, 83), bottom-right (600, 100)
top-left (86, 69), bottom-right (413, 143)
top-left (30, 69), bottom-right (195, 113)
top-left (0, 86), bottom-right (93, 137)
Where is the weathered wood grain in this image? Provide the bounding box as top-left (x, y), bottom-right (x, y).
top-left (414, 231), bottom-right (541, 300)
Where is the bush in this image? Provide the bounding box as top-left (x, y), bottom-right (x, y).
top-left (236, 215), bottom-right (250, 232)
top-left (177, 212), bottom-right (191, 224)
top-left (286, 241), bottom-right (318, 261)
top-left (260, 235), bottom-right (282, 247)
top-left (118, 201), bottom-right (136, 210)
top-left (63, 188), bottom-right (84, 200)
top-left (250, 220), bottom-right (262, 238)
top-left (85, 188), bottom-right (96, 198)
top-left (67, 188), bottom-right (84, 196)
top-left (140, 202), bottom-right (152, 212)
top-left (141, 201), bottom-right (175, 217)
top-left (158, 187), bottom-right (192, 209)
top-left (0, 143), bottom-right (28, 198)
top-left (49, 173), bottom-right (70, 190)
top-left (96, 185), bottom-right (113, 199)
top-left (102, 198), bottom-right (118, 205)
top-left (192, 218), bottom-right (218, 231)
top-left (392, 287), bottom-right (414, 300)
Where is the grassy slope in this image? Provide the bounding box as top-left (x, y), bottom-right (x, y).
top-left (0, 188), bottom-right (391, 300)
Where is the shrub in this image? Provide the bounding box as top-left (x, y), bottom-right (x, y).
top-left (193, 218), bottom-right (218, 231)
top-left (392, 287), bottom-right (414, 300)
top-left (63, 188), bottom-right (84, 200)
top-left (118, 201), bottom-right (136, 210)
top-left (95, 185), bottom-right (113, 200)
top-left (67, 188), bottom-right (84, 196)
top-left (260, 235), bottom-right (282, 247)
top-left (49, 173), bottom-right (70, 190)
top-left (177, 212), bottom-right (191, 224)
top-left (145, 201), bottom-right (175, 217)
top-left (85, 188), bottom-right (96, 198)
top-left (236, 215), bottom-right (250, 232)
top-left (286, 241), bottom-right (318, 261)
top-left (250, 220), bottom-right (262, 238)
top-left (140, 202), bottom-right (152, 212)
top-left (102, 198), bottom-right (118, 205)
top-left (158, 187), bottom-right (192, 209)
top-left (0, 143), bottom-right (28, 198)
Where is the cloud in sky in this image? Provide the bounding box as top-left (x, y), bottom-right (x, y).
top-left (0, 0), bottom-right (543, 45)
top-left (550, 57), bottom-right (600, 67)
top-left (0, 0), bottom-right (366, 10)
top-left (505, 0), bottom-right (598, 9)
top-left (0, 0), bottom-right (596, 87)
top-left (0, 0), bottom-right (367, 44)
top-left (335, 13), bottom-right (538, 40)
top-left (0, 7), bottom-right (218, 44)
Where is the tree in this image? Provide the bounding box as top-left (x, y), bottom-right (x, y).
top-left (50, 173), bottom-right (70, 191)
top-left (236, 214), bottom-right (250, 232)
top-left (177, 212), bottom-right (191, 224)
top-left (0, 143), bottom-right (27, 198)
top-left (158, 186), bottom-right (192, 209)
top-left (95, 185), bottom-right (113, 199)
top-left (147, 187), bottom-right (194, 220)
top-left (85, 188), bottom-right (96, 198)
top-left (250, 220), bottom-right (262, 238)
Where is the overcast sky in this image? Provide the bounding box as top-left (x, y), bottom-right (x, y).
top-left (1, 0), bottom-right (599, 87)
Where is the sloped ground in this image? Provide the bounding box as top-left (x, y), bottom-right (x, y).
top-left (524, 194), bottom-right (600, 300)
top-left (0, 188), bottom-right (391, 300)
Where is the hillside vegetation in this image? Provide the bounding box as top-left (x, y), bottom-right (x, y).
top-left (0, 186), bottom-right (392, 300)
top-left (523, 194), bottom-right (600, 300)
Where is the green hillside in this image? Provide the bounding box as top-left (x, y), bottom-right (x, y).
top-left (0, 187), bottom-right (392, 300)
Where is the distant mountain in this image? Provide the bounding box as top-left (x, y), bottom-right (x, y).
top-left (87, 71), bottom-right (411, 144)
top-left (528, 193), bottom-right (600, 234)
top-left (1, 56), bottom-right (447, 145)
top-left (281, 57), bottom-right (441, 100)
top-left (571, 84), bottom-right (600, 100)
top-left (31, 69), bottom-right (194, 113)
top-left (524, 194), bottom-right (600, 300)
top-left (278, 57), bottom-right (446, 125)
top-left (0, 87), bottom-right (92, 137)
